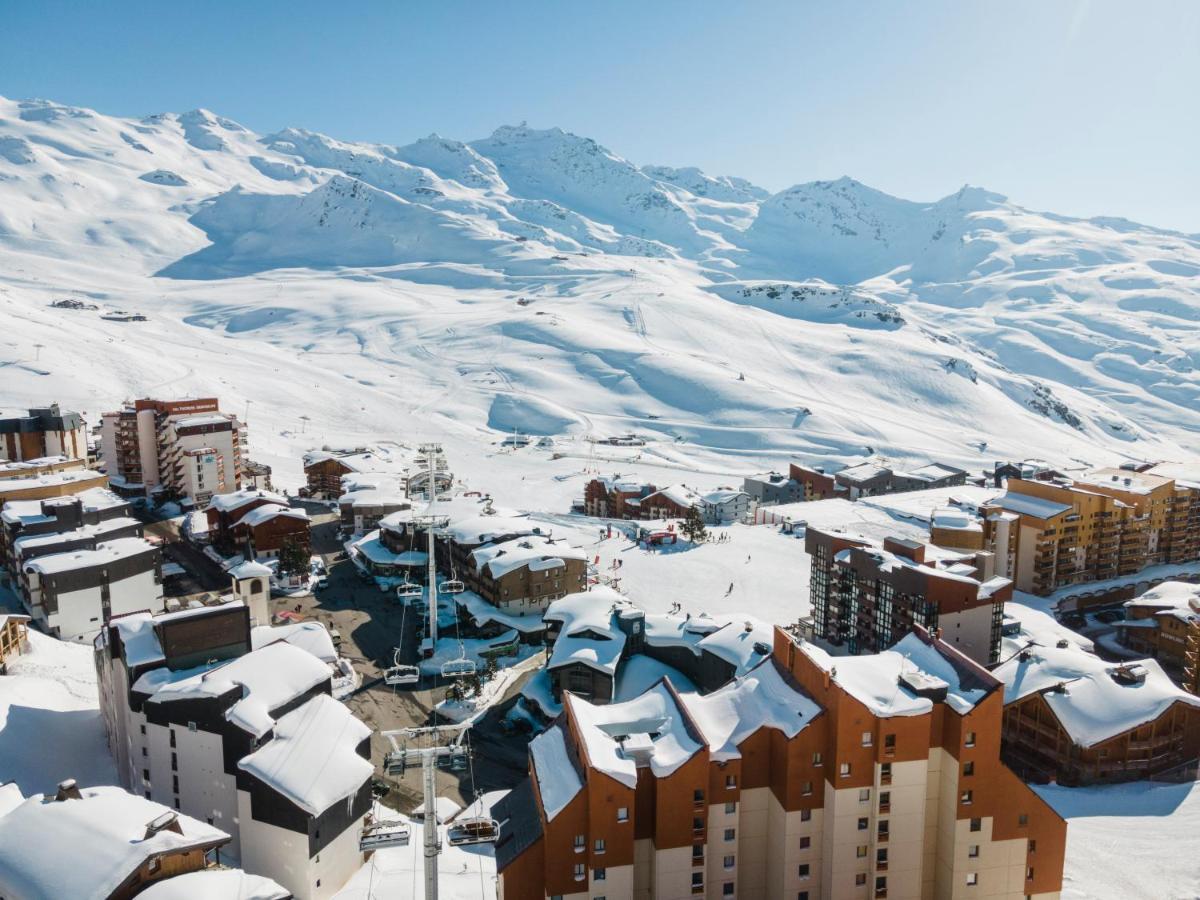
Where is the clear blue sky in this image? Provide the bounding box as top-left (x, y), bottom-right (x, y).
top-left (2, 0), bottom-right (1198, 230)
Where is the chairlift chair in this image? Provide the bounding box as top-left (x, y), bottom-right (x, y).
top-left (359, 819), bottom-right (411, 851)
top-left (438, 578), bottom-right (465, 595)
top-left (383, 647), bottom-right (420, 687)
top-left (446, 816), bottom-right (499, 846)
top-left (441, 657), bottom-right (477, 678)
top-left (396, 581), bottom-right (423, 600)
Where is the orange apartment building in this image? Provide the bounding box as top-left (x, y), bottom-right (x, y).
top-left (979, 469), bottom-right (1200, 596)
top-left (496, 626), bottom-right (1066, 900)
top-left (1116, 580), bottom-right (1200, 694)
top-left (0, 404), bottom-right (88, 463)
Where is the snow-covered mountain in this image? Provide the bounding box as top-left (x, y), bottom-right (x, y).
top-left (2, 94), bottom-right (1198, 496)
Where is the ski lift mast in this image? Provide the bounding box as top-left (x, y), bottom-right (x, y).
top-left (380, 723), bottom-right (469, 900)
top-left (415, 443), bottom-right (449, 647)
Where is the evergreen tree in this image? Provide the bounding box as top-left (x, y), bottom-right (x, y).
top-left (277, 537), bottom-right (310, 578)
top-left (679, 505), bottom-right (708, 543)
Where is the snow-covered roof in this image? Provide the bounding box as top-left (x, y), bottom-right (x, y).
top-left (642, 612), bottom-right (774, 676)
top-left (1, 487), bottom-right (126, 525)
top-left (13, 516), bottom-right (141, 554)
top-left (702, 489), bottom-right (748, 505)
top-left (529, 724), bottom-right (583, 820)
top-left (595, 474), bottom-right (654, 493)
top-left (337, 486), bottom-right (409, 508)
top-left (549, 628), bottom-right (625, 676)
top-left (1124, 581), bottom-right (1200, 621)
top-left (23, 536), bottom-right (155, 576)
top-left (238, 694), bottom-right (371, 816)
top-left (349, 530), bottom-right (427, 567)
top-left (442, 512), bottom-right (536, 545)
top-left (234, 503), bottom-right (309, 529)
top-left (545, 586), bottom-right (628, 636)
top-left (682, 660), bottom-right (821, 760)
top-left (642, 484), bottom-right (702, 509)
top-left (138, 868), bottom-right (289, 900)
top-left (470, 534), bottom-right (585, 578)
top-left (1075, 468), bottom-right (1172, 496)
top-left (1147, 461), bottom-right (1200, 490)
top-left (931, 507), bottom-right (982, 532)
top-left (0, 786), bottom-right (228, 900)
top-left (229, 558), bottom-right (272, 579)
top-left (799, 632), bottom-right (993, 717)
top-left (565, 682), bottom-right (704, 786)
top-left (0, 468), bottom-right (105, 497)
top-left (413, 796), bottom-right (463, 824)
top-left (207, 488), bottom-right (288, 513)
top-left (251, 621), bottom-right (337, 663)
top-left (985, 491), bottom-right (1072, 520)
top-left (903, 462), bottom-right (967, 481)
top-left (137, 641), bottom-right (331, 738)
top-left (614, 654), bottom-right (697, 701)
top-left (836, 462), bottom-right (891, 483)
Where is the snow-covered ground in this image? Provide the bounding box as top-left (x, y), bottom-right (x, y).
top-left (0, 627), bottom-right (116, 794)
top-left (1034, 780), bottom-right (1200, 900)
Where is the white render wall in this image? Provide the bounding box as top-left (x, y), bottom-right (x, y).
top-left (33, 567), bottom-right (160, 643)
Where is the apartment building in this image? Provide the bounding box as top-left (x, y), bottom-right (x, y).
top-left (0, 404), bottom-right (87, 463)
top-left (95, 600), bottom-right (372, 900)
top-left (806, 529), bottom-right (1012, 666)
top-left (0, 466), bottom-right (108, 504)
top-left (979, 469), bottom-right (1200, 595)
top-left (337, 474), bottom-right (410, 534)
top-left (468, 535), bottom-right (588, 614)
top-left (994, 605), bottom-right (1200, 784)
top-left (1116, 581), bottom-right (1200, 693)
top-left (20, 536), bottom-right (161, 643)
top-left (205, 488), bottom-right (310, 557)
top-left (496, 625), bottom-right (1066, 900)
top-left (0, 455), bottom-right (87, 481)
top-left (743, 471), bottom-right (805, 506)
top-left (0, 486), bottom-right (130, 573)
top-left (584, 476), bottom-right (658, 518)
top-left (790, 464), bottom-right (840, 501)
top-left (100, 398), bottom-right (245, 506)
top-left (0, 781), bottom-right (235, 900)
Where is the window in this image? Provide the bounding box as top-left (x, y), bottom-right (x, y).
top-left (573, 863), bottom-right (585, 882)
top-left (594, 868), bottom-right (606, 881)
top-left (1027, 867), bottom-right (1035, 881)
top-left (800, 809), bottom-right (811, 822)
top-left (171, 753), bottom-right (178, 772)
top-left (725, 774), bottom-right (737, 789)
top-left (799, 836), bottom-right (810, 849)
top-left (857, 845), bottom-right (868, 858)
top-left (694, 789), bottom-right (705, 804)
top-left (859, 788), bottom-right (871, 802)
top-left (875, 876), bottom-right (887, 894)
top-left (724, 828), bottom-right (736, 841)
top-left (573, 834), bottom-right (585, 852)
top-left (171, 776), bottom-right (179, 794)
top-left (968, 844), bottom-right (979, 858)
top-left (693, 817), bottom-right (704, 832)
top-left (961, 790), bottom-right (973, 805)
top-left (970, 817), bottom-right (982, 832)
top-left (798, 864), bottom-right (810, 878)
top-left (965, 731), bottom-right (976, 748)
top-left (1028, 839), bottom-right (1037, 853)
top-left (617, 807), bottom-right (629, 822)
top-left (877, 848), bottom-right (888, 866)
top-left (142, 769), bottom-right (150, 782)
top-left (723, 885), bottom-right (735, 897)
top-left (802, 781), bottom-right (812, 796)
top-left (812, 752), bottom-right (822, 766)
top-left (862, 731), bottom-right (873, 746)
top-left (839, 762), bottom-right (851, 777)
top-left (966, 872), bottom-right (978, 886)
top-left (883, 733), bottom-right (895, 751)
top-left (692, 873), bottom-right (704, 887)
top-left (878, 820), bottom-right (889, 839)
top-left (594, 838), bottom-right (606, 853)
top-left (880, 763), bottom-right (892, 784)
top-left (142, 747), bottom-right (148, 758)
top-left (963, 761), bottom-right (974, 777)
top-left (723, 854), bottom-right (735, 869)
top-left (798, 893), bottom-right (809, 900)
top-left (879, 791), bottom-right (891, 812)
top-left (169, 730), bottom-right (176, 748)
top-left (724, 801), bottom-right (736, 814)
top-left (187, 721), bottom-right (197, 733)
top-left (139, 724), bottom-right (146, 736)
top-left (1018, 814), bottom-right (1028, 827)
top-left (693, 844), bottom-right (704, 859)
top-left (143, 791), bottom-right (151, 800)
top-left (856, 873), bottom-right (867, 887)
top-left (858, 817), bottom-right (869, 830)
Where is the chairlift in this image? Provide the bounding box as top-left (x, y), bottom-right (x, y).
top-left (384, 648), bottom-right (420, 687)
top-left (447, 816), bottom-right (499, 846)
top-left (359, 819), bottom-right (411, 851)
top-left (396, 581), bottom-right (423, 600)
top-left (441, 657), bottom-right (477, 678)
top-left (437, 748), bottom-right (470, 772)
top-left (383, 748), bottom-right (411, 776)
top-left (438, 578), bottom-right (465, 595)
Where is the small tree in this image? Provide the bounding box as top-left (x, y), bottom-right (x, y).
top-left (679, 505), bottom-right (708, 543)
top-left (277, 537), bottom-right (310, 579)
top-left (483, 655), bottom-right (498, 683)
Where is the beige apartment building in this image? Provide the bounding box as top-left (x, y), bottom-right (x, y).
top-left (496, 626), bottom-right (1066, 900)
top-left (99, 398), bottom-right (245, 506)
top-left (979, 469), bottom-right (1200, 596)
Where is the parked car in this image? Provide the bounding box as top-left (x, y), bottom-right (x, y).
top-left (316, 577), bottom-right (330, 590)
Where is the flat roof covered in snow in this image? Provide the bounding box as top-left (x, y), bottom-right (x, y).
top-left (23, 536), bottom-right (156, 576)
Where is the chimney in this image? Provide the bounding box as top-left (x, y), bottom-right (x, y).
top-left (54, 779), bottom-right (82, 802)
top-left (143, 811), bottom-right (183, 839)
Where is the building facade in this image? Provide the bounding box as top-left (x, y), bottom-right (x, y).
top-left (469, 535), bottom-right (589, 614)
top-left (807, 529), bottom-right (1011, 666)
top-left (0, 404), bottom-right (87, 463)
top-left (980, 469), bottom-right (1200, 596)
top-left (100, 398), bottom-right (245, 505)
top-left (496, 625), bottom-right (1066, 900)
